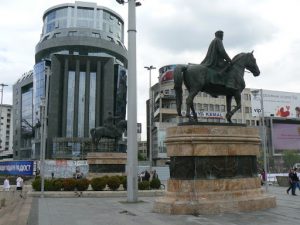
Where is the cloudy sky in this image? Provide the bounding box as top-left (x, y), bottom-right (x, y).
top-left (1, 0), bottom-right (300, 140)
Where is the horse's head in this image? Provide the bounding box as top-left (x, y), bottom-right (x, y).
top-left (117, 120), bottom-right (127, 132)
top-left (245, 51), bottom-right (260, 77)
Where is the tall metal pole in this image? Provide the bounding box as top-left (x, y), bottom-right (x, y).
top-left (144, 66), bottom-right (156, 170)
top-left (127, 0), bottom-right (138, 202)
top-left (40, 97), bottom-right (45, 197)
top-left (260, 89), bottom-right (268, 192)
top-left (40, 66), bottom-right (50, 197)
top-left (0, 84), bottom-right (8, 151)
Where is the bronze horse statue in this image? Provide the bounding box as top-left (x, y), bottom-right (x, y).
top-left (90, 120), bottom-right (127, 145)
top-left (174, 52), bottom-right (260, 123)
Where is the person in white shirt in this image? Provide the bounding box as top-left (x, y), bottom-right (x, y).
top-left (16, 176), bottom-right (24, 198)
top-left (16, 176), bottom-right (23, 191)
top-left (3, 176), bottom-right (10, 191)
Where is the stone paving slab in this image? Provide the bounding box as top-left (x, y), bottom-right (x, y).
top-left (32, 186), bottom-right (300, 225)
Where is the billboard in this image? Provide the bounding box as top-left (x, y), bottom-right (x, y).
top-left (159, 65), bottom-right (176, 83)
top-left (251, 89), bottom-right (300, 118)
top-left (0, 161), bottom-right (34, 176)
top-left (271, 120), bottom-right (300, 154)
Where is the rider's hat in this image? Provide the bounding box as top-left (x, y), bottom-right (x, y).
top-left (215, 30), bottom-right (224, 37)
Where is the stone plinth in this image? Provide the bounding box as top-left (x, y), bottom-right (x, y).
top-left (153, 124), bottom-right (276, 215)
top-left (87, 152), bottom-right (126, 177)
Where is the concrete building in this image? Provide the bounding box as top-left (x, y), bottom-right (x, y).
top-left (13, 1), bottom-right (127, 160)
top-left (0, 104), bottom-right (13, 160)
top-left (148, 65), bottom-right (300, 170)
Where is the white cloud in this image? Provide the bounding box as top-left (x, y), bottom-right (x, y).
top-left (1, 0), bottom-right (300, 140)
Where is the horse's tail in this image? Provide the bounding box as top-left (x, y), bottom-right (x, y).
top-left (174, 64), bottom-right (187, 116)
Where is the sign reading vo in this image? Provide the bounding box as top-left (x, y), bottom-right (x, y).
top-left (0, 161), bottom-right (34, 176)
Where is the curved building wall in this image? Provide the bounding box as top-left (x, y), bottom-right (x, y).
top-left (35, 1), bottom-right (127, 64)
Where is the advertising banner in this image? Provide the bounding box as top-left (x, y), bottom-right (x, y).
top-left (251, 89), bottom-right (300, 118)
top-left (159, 65), bottom-right (176, 83)
top-left (41, 160), bottom-right (89, 178)
top-left (0, 161), bottom-right (34, 176)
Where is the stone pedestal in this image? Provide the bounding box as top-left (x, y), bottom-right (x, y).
top-left (87, 152), bottom-right (126, 177)
top-left (153, 124), bottom-right (276, 215)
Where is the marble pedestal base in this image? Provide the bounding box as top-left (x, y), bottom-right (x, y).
top-left (87, 152), bottom-right (126, 177)
top-left (153, 124), bottom-right (276, 214)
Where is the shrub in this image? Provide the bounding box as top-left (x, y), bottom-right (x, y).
top-left (76, 178), bottom-right (90, 191)
top-left (107, 176), bottom-right (121, 191)
top-left (44, 179), bottom-right (55, 191)
top-left (52, 179), bottom-right (64, 191)
top-left (63, 178), bottom-right (77, 191)
top-left (120, 176), bottom-right (127, 190)
top-left (150, 178), bottom-right (161, 189)
top-left (90, 177), bottom-right (106, 191)
top-left (138, 181), bottom-right (150, 190)
top-left (32, 177), bottom-right (41, 191)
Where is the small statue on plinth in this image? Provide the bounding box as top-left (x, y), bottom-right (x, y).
top-left (90, 112), bottom-right (127, 151)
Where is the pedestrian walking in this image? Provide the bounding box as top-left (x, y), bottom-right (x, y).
top-left (3, 176), bottom-right (10, 191)
top-left (16, 176), bottom-right (24, 198)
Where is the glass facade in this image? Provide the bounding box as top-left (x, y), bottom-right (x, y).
top-left (33, 61), bottom-right (46, 125)
top-left (66, 71), bottom-right (75, 137)
top-left (42, 6), bottom-right (123, 43)
top-left (89, 72), bottom-right (96, 132)
top-left (115, 65), bottom-right (127, 120)
top-left (78, 72), bottom-right (86, 137)
top-left (21, 85), bottom-right (33, 140)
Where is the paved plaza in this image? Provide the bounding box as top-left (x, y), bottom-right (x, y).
top-left (22, 186), bottom-right (300, 225)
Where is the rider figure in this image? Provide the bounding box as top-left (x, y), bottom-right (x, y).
top-left (103, 112), bottom-right (120, 135)
top-left (201, 30), bottom-right (232, 74)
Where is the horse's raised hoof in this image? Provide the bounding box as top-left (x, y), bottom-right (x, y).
top-left (225, 113), bottom-right (232, 123)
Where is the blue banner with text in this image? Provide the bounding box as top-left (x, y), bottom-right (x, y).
top-left (0, 161), bottom-right (34, 176)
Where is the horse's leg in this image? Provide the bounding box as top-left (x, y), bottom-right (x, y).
top-left (231, 92), bottom-right (242, 120)
top-left (225, 95), bottom-right (233, 123)
top-left (186, 89), bottom-right (198, 121)
top-left (226, 93), bottom-right (242, 123)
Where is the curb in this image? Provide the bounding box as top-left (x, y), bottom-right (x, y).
top-left (27, 190), bottom-right (165, 198)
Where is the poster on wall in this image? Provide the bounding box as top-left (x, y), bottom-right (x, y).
top-left (251, 89), bottom-right (300, 118)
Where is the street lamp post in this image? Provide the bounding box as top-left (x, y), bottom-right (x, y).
top-left (144, 65), bottom-right (156, 170)
top-left (40, 66), bottom-right (50, 197)
top-left (251, 89), bottom-right (268, 192)
top-left (116, 0), bottom-right (141, 202)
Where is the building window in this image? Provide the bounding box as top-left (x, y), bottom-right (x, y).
top-left (209, 104), bottom-right (214, 111)
top-left (220, 105), bottom-right (225, 112)
top-left (78, 72), bottom-right (86, 137)
top-left (68, 31), bottom-right (77, 36)
top-left (92, 32), bottom-right (100, 38)
top-left (89, 72), bottom-right (96, 132)
top-left (215, 105), bottom-right (220, 112)
top-left (66, 71), bottom-right (76, 137)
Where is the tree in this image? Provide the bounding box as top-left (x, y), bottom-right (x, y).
top-left (282, 151), bottom-right (300, 169)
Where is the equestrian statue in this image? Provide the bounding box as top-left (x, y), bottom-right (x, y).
top-left (90, 112), bottom-right (127, 145)
top-left (174, 31), bottom-right (260, 123)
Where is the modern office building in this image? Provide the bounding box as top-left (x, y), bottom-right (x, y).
top-left (0, 104), bottom-right (13, 160)
top-left (13, 1), bottom-right (127, 160)
top-left (148, 65), bottom-right (300, 170)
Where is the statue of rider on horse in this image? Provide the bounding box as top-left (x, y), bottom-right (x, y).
top-left (174, 30), bottom-right (260, 123)
top-left (90, 112), bottom-right (127, 146)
